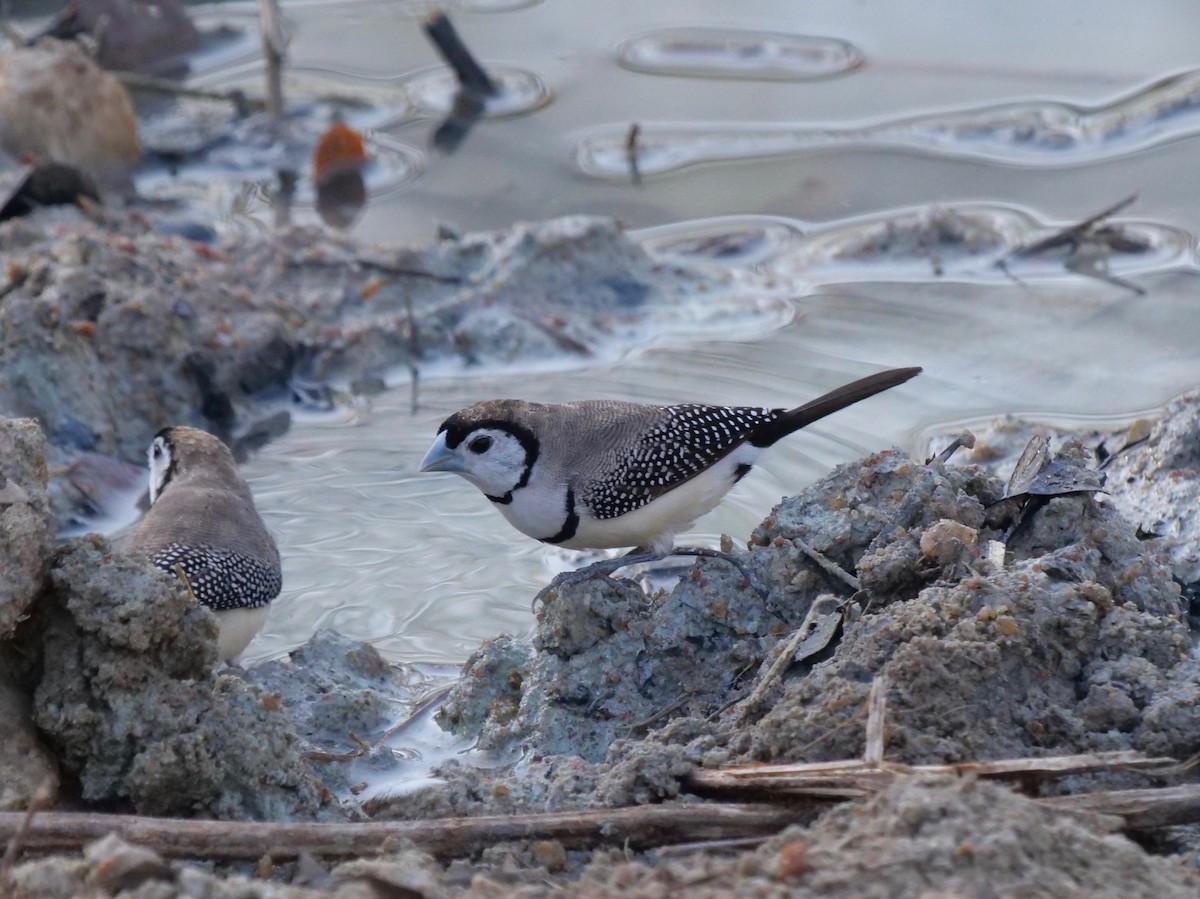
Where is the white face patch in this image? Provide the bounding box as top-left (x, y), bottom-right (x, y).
top-left (455, 427), bottom-right (530, 497)
top-left (148, 435), bottom-right (173, 504)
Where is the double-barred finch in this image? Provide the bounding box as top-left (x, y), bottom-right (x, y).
top-left (420, 366), bottom-right (921, 557)
top-left (124, 426), bottom-right (281, 663)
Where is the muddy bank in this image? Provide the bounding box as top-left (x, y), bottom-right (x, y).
top-left (4, 395), bottom-right (1200, 893)
top-left (0, 206), bottom-right (775, 529)
top-left (6, 245), bottom-right (1200, 892)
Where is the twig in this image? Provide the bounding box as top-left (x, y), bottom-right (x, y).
top-left (625, 123), bottom-right (642, 186)
top-left (738, 596), bottom-right (844, 723)
top-left (655, 835), bottom-right (770, 857)
top-left (423, 12), bottom-right (497, 97)
top-left (0, 19), bottom-right (26, 44)
top-left (302, 731), bottom-right (370, 764)
top-left (116, 71), bottom-right (256, 117)
top-left (1006, 193), bottom-right (1139, 259)
top-left (1040, 784), bottom-right (1200, 830)
top-left (406, 294), bottom-right (421, 414)
top-left (685, 750), bottom-right (1179, 797)
top-left (256, 0), bottom-right (287, 136)
top-left (0, 804), bottom-right (798, 861)
top-left (423, 11), bottom-right (497, 152)
top-left (0, 780), bottom-right (55, 885)
top-left (933, 430), bottom-right (975, 464)
top-left (791, 537), bottom-right (860, 590)
top-left (173, 563), bottom-right (198, 603)
top-left (298, 255), bottom-right (463, 285)
top-left (862, 677), bottom-right (887, 766)
top-left (627, 696), bottom-right (688, 735)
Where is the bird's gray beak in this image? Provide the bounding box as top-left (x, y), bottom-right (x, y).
top-left (419, 432), bottom-right (465, 474)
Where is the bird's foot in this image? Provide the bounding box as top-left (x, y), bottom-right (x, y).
top-left (532, 546), bottom-right (769, 608)
top-left (668, 546), bottom-right (770, 599)
top-left (532, 550), bottom-right (660, 608)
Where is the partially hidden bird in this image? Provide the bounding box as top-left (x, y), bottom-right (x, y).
top-left (419, 366), bottom-right (921, 588)
top-left (124, 426), bottom-right (282, 663)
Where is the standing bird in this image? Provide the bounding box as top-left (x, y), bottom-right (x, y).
top-left (124, 427), bottom-right (282, 663)
top-left (420, 366), bottom-right (920, 589)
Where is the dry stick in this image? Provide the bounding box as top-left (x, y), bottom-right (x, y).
top-left (257, 0), bottom-right (287, 136)
top-left (406, 293), bottom-right (421, 414)
top-left (1040, 784), bottom-right (1200, 830)
top-left (173, 564), bottom-right (198, 603)
top-left (625, 122), bottom-right (642, 185)
top-left (685, 750), bottom-right (1179, 796)
top-left (116, 71), bottom-right (257, 117)
top-left (933, 430), bottom-right (976, 464)
top-left (0, 804), bottom-right (798, 862)
top-left (303, 683), bottom-right (454, 763)
top-left (423, 12), bottom-right (497, 97)
top-left (0, 780), bottom-right (55, 884)
top-left (862, 676), bottom-right (888, 767)
top-left (791, 537), bottom-right (860, 590)
top-left (738, 597), bottom-right (842, 723)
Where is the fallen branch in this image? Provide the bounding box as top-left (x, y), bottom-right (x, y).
top-left (117, 71), bottom-right (256, 117)
top-left (791, 537), bottom-right (860, 590)
top-left (686, 750), bottom-right (1179, 797)
top-left (0, 803), bottom-right (798, 862)
top-left (1040, 784), bottom-right (1200, 830)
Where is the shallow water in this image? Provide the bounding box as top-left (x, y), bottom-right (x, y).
top-left (15, 1), bottom-right (1200, 668)
top-left (223, 0), bottom-right (1200, 665)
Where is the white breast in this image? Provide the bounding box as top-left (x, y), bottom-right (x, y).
top-left (563, 444), bottom-right (762, 554)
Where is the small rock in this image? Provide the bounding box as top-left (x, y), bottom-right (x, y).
top-left (0, 39), bottom-right (140, 192)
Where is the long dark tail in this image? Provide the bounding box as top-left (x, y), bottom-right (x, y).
top-left (749, 366), bottom-right (922, 447)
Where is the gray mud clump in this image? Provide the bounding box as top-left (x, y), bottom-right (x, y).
top-left (31, 535), bottom-right (334, 820)
top-left (0, 417), bottom-right (53, 635)
top-left (438, 446), bottom-right (1190, 774)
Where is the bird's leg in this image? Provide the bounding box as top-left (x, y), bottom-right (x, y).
top-left (534, 545), bottom-right (769, 608)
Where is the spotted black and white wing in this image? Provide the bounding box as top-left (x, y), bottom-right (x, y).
top-left (579, 404), bottom-right (781, 520)
top-left (152, 543), bottom-right (282, 611)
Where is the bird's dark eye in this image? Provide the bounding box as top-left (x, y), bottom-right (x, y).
top-left (152, 445), bottom-right (163, 459)
top-left (468, 435), bottom-right (493, 454)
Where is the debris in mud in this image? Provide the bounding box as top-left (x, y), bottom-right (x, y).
top-left (424, 11), bottom-right (499, 152)
top-left (995, 192), bottom-right (1151, 294)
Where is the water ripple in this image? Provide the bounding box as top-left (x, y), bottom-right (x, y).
top-left (617, 28), bottom-right (862, 81)
top-left (641, 205), bottom-right (1194, 289)
top-left (577, 68), bottom-right (1200, 179)
top-left (403, 64), bottom-right (552, 119)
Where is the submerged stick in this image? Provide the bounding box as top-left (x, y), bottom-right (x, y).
top-left (423, 12), bottom-right (497, 97)
top-left (0, 804), bottom-right (797, 861)
top-left (257, 0), bottom-right (287, 135)
top-left (117, 72), bottom-right (256, 117)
